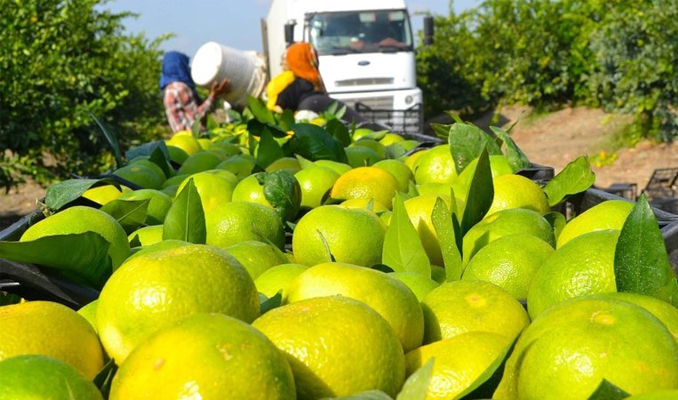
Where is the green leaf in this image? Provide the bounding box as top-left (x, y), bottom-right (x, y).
top-left (87, 110), bottom-right (123, 169)
top-left (324, 390), bottom-right (393, 400)
top-left (100, 199), bottom-right (150, 234)
top-left (283, 123), bottom-right (348, 163)
top-left (125, 140), bottom-right (171, 165)
top-left (317, 230), bottom-right (337, 263)
top-left (543, 156), bottom-right (595, 207)
top-left (93, 358), bottom-right (117, 398)
top-left (247, 96), bottom-right (277, 125)
top-left (431, 198), bottom-right (463, 281)
top-left (0, 232), bottom-right (112, 289)
top-left (260, 291), bottom-right (283, 314)
top-left (382, 193), bottom-right (431, 276)
top-left (461, 148), bottom-right (494, 236)
top-left (371, 263), bottom-right (395, 273)
top-left (295, 154), bottom-right (316, 170)
top-left (45, 178), bottom-right (121, 211)
top-left (396, 358), bottom-right (434, 400)
top-left (147, 145), bottom-right (173, 179)
top-left (585, 379), bottom-right (630, 400)
top-left (358, 130), bottom-right (388, 142)
top-left (448, 123), bottom-right (503, 174)
top-left (247, 118), bottom-right (288, 138)
top-left (453, 339), bottom-right (514, 400)
top-left (162, 178), bottom-right (206, 244)
top-left (615, 194), bottom-right (676, 302)
top-left (259, 170), bottom-right (302, 222)
top-left (386, 142), bottom-right (408, 159)
top-left (544, 211), bottom-right (567, 241)
top-left (326, 118), bottom-right (352, 147)
top-left (276, 109), bottom-right (296, 131)
top-left (430, 123), bottom-right (451, 140)
top-left (256, 129), bottom-right (286, 169)
top-left (490, 126), bottom-right (531, 171)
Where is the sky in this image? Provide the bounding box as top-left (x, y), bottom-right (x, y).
top-left (104, 0), bottom-right (480, 57)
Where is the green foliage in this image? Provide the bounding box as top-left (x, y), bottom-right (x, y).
top-left (417, 0), bottom-right (678, 141)
top-left (0, 0), bottom-right (169, 190)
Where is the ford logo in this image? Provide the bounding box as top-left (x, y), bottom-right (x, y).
top-left (358, 60), bottom-right (370, 66)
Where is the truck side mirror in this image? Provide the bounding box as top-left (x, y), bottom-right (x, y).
top-left (423, 15), bottom-right (434, 45)
top-left (284, 22), bottom-right (295, 45)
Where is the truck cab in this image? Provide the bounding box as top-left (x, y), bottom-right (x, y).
top-left (264, 0), bottom-right (424, 134)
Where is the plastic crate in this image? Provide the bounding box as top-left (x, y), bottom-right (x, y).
top-left (355, 102), bottom-right (424, 136)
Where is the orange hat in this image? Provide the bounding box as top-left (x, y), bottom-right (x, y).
top-left (286, 43), bottom-right (324, 91)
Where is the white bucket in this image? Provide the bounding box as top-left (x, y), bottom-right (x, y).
top-left (191, 42), bottom-right (267, 107)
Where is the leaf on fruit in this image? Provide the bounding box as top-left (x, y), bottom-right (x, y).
top-left (615, 194), bottom-right (676, 303)
top-left (544, 211), bottom-right (567, 241)
top-left (100, 199), bottom-right (150, 234)
top-left (45, 178), bottom-right (121, 211)
top-left (260, 291), bottom-right (283, 315)
top-left (259, 170), bottom-right (302, 222)
top-left (256, 129), bottom-right (285, 169)
top-left (0, 232), bottom-right (112, 289)
top-left (247, 96), bottom-right (277, 125)
top-left (325, 118), bottom-right (352, 147)
top-left (93, 358), bottom-right (117, 398)
top-left (382, 193), bottom-right (431, 277)
top-left (284, 123), bottom-right (348, 163)
top-left (585, 379), bottom-right (629, 400)
top-left (543, 156), bottom-right (595, 207)
top-left (461, 148), bottom-right (494, 236)
top-left (431, 198), bottom-right (462, 281)
top-left (448, 122), bottom-right (502, 174)
top-left (396, 358), bottom-right (434, 400)
top-left (162, 178), bottom-right (206, 244)
top-left (490, 126), bottom-right (531, 172)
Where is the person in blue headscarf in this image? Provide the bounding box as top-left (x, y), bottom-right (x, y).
top-left (160, 51), bottom-right (231, 133)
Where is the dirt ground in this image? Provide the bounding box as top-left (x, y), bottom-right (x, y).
top-left (2, 105), bottom-right (677, 230)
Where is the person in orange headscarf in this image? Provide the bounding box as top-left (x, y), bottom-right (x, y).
top-left (267, 42), bottom-right (363, 123)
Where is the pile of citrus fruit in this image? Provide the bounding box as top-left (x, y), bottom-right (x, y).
top-left (1, 105), bottom-right (678, 400)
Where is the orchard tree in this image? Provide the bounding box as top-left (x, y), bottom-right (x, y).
top-left (0, 0), bottom-right (169, 190)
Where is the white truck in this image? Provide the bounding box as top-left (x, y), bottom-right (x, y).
top-left (262, 0), bottom-right (432, 134)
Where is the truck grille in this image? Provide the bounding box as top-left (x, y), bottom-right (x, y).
top-left (341, 96), bottom-right (394, 110)
top-left (335, 78), bottom-right (394, 87)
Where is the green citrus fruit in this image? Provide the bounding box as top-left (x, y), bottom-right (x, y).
top-left (527, 230), bottom-right (619, 319)
top-left (373, 159), bottom-right (414, 192)
top-left (77, 299), bottom-right (98, 333)
top-left (177, 151), bottom-right (223, 176)
top-left (113, 163), bottom-right (165, 190)
top-left (462, 233), bottom-right (555, 301)
top-left (205, 201), bottom-right (285, 249)
top-left (265, 156), bottom-right (302, 173)
top-left (404, 194), bottom-right (455, 267)
top-left (119, 189), bottom-right (172, 225)
top-left (556, 199), bottom-right (634, 248)
top-left (287, 261), bottom-right (425, 351)
top-left (252, 296), bottom-right (406, 399)
top-left (414, 145), bottom-right (458, 185)
top-left (462, 208), bottom-right (555, 266)
top-left (110, 313), bottom-right (295, 400)
top-left (82, 184), bottom-right (130, 205)
top-left (166, 134), bottom-right (201, 156)
top-left (128, 225), bottom-right (163, 247)
top-left (331, 166), bottom-right (399, 209)
top-left (486, 174), bottom-right (550, 216)
top-left (96, 244), bottom-right (260, 363)
top-left (216, 154), bottom-right (256, 180)
top-left (292, 205), bottom-right (386, 267)
top-left (0, 301), bottom-right (104, 379)
top-left (406, 331), bottom-right (512, 400)
top-left (422, 280), bottom-right (530, 344)
top-left (224, 240), bottom-right (289, 279)
top-left (0, 355), bottom-right (103, 400)
top-left (167, 145), bottom-right (189, 164)
top-left (495, 296), bottom-right (678, 400)
top-left (21, 205), bottom-right (130, 270)
top-left (255, 263), bottom-right (309, 299)
top-left (294, 166), bottom-right (340, 209)
top-left (388, 272), bottom-right (440, 301)
top-left (314, 159), bottom-right (352, 175)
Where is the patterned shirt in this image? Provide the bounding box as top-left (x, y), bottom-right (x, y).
top-left (163, 81), bottom-right (215, 133)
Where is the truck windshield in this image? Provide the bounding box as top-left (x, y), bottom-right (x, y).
top-left (308, 10), bottom-right (413, 55)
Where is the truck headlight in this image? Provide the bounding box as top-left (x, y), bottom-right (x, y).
top-left (405, 95), bottom-right (414, 105)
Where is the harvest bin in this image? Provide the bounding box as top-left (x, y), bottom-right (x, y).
top-left (2, 186), bottom-right (678, 310)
